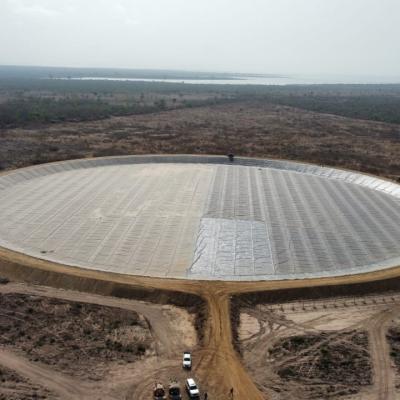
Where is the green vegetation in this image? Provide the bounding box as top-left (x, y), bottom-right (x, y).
top-left (0, 97), bottom-right (156, 127)
top-left (257, 93), bottom-right (400, 125)
top-left (0, 66), bottom-right (399, 128)
top-left (0, 95), bottom-right (232, 127)
top-left (0, 75), bottom-right (235, 127)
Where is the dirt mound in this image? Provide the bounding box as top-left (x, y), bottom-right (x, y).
top-left (233, 276), bottom-right (400, 307)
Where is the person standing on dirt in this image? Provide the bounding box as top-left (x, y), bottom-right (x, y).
top-left (204, 392), bottom-right (208, 400)
top-left (230, 387), bottom-right (234, 398)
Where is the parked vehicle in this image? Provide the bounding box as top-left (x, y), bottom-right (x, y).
top-left (182, 351), bottom-right (192, 370)
top-left (168, 381), bottom-right (182, 399)
top-left (153, 383), bottom-right (166, 400)
top-left (185, 378), bottom-right (200, 399)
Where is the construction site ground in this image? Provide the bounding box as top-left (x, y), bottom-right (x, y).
top-left (2, 272), bottom-right (400, 399)
top-left (0, 282), bottom-right (199, 400)
top-left (1, 86), bottom-right (400, 399)
top-left (0, 249), bottom-right (400, 400)
top-left (238, 294), bottom-right (400, 400)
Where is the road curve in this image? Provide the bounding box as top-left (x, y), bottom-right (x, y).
top-left (0, 348), bottom-right (92, 400)
top-left (2, 246), bottom-right (400, 399)
top-left (368, 309), bottom-right (397, 400)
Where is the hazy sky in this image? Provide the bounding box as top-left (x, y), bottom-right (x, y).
top-left (1, 0), bottom-right (399, 76)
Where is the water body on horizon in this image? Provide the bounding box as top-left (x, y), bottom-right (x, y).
top-left (60, 74), bottom-right (400, 86)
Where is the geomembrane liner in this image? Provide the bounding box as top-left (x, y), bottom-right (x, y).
top-left (0, 155), bottom-right (399, 281)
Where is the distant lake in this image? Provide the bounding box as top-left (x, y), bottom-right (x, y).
top-left (61, 74), bottom-right (400, 86)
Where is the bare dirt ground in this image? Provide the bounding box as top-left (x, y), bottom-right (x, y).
top-left (0, 282), bottom-right (198, 400)
top-left (3, 251), bottom-right (400, 399)
top-left (3, 276), bottom-right (400, 400)
top-left (237, 294), bottom-right (400, 400)
top-left (0, 363), bottom-right (57, 400)
top-left (0, 100), bottom-right (400, 398)
top-left (1, 101), bottom-right (399, 180)
top-left (0, 293), bottom-right (153, 380)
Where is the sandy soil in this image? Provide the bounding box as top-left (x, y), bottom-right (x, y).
top-left (1, 91), bottom-right (400, 399)
top-left (0, 283), bottom-right (198, 400)
top-left (238, 294), bottom-right (400, 400)
top-left (0, 363), bottom-right (57, 400)
top-left (2, 247), bottom-right (400, 399)
top-left (0, 293), bottom-right (153, 379)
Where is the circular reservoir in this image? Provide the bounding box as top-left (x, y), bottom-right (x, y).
top-left (0, 155), bottom-right (399, 281)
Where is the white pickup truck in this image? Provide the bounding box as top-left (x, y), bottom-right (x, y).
top-left (182, 351), bottom-right (192, 370)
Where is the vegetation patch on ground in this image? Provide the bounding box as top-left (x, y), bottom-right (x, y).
top-left (0, 365), bottom-right (56, 400)
top-left (387, 327), bottom-right (400, 388)
top-left (0, 293), bottom-right (153, 379)
top-left (1, 102), bottom-right (399, 182)
top-left (268, 331), bottom-right (372, 399)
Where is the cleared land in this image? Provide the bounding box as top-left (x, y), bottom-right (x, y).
top-left (0, 293), bottom-right (152, 379)
top-left (0, 283), bottom-right (199, 400)
top-left (0, 77), bottom-right (399, 399)
top-left (0, 364), bottom-right (56, 400)
top-left (1, 102), bottom-right (399, 181)
top-left (3, 250), bottom-right (400, 399)
top-left (237, 295), bottom-right (400, 400)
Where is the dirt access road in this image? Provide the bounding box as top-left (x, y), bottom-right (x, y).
top-left (0, 348), bottom-right (92, 400)
top-left (2, 248), bottom-right (400, 399)
top-left (239, 295), bottom-right (400, 399)
top-left (0, 279), bottom-right (262, 400)
top-left (367, 308), bottom-right (397, 400)
top-left (0, 282), bottom-right (196, 400)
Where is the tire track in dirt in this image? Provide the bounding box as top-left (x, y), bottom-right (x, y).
top-left (366, 308), bottom-right (397, 400)
top-left (2, 247), bottom-right (400, 399)
top-left (242, 297), bottom-right (400, 400)
top-left (194, 286), bottom-right (265, 400)
top-left (0, 348), bottom-right (98, 400)
top-left (0, 283), bottom-right (180, 357)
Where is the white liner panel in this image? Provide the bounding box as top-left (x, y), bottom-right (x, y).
top-left (0, 155), bottom-right (399, 281)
